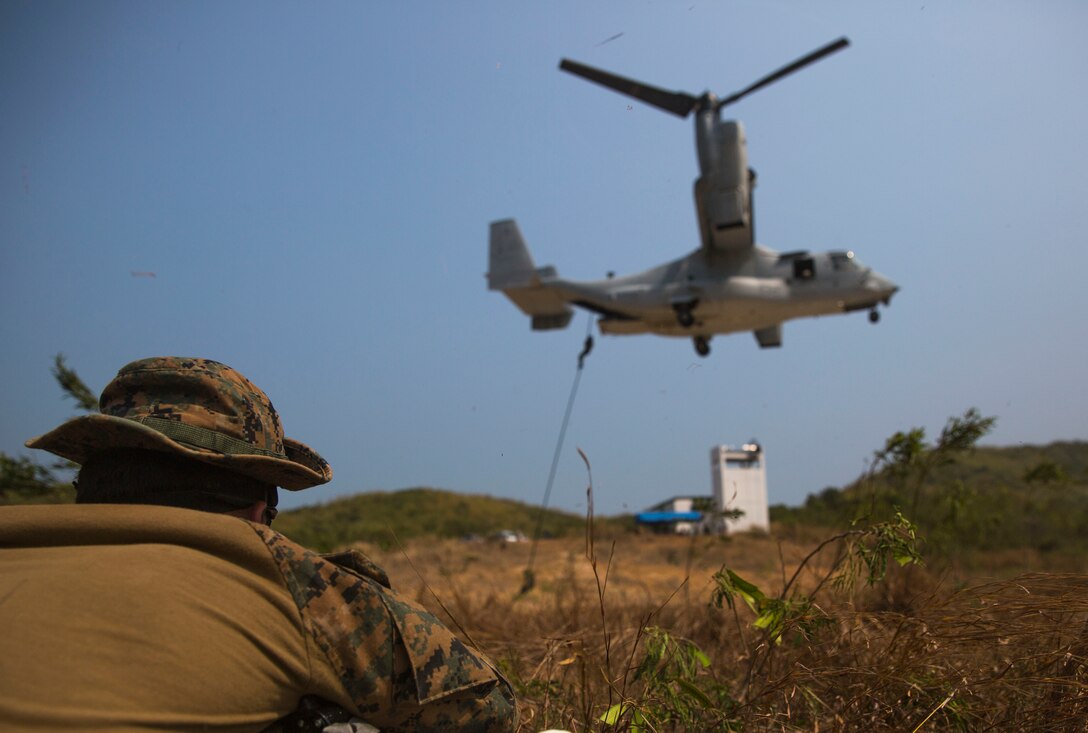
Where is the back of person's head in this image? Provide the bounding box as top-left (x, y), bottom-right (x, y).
top-left (26, 356), bottom-right (331, 518)
top-left (75, 448), bottom-right (278, 515)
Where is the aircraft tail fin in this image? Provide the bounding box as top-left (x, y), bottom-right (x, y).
top-left (488, 219), bottom-right (573, 331)
top-left (488, 219), bottom-right (538, 289)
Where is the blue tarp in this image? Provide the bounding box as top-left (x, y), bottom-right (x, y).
top-left (636, 511), bottom-right (703, 524)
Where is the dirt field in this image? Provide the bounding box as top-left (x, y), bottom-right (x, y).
top-left (367, 531), bottom-right (797, 611)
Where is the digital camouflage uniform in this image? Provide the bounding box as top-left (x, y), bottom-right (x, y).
top-left (254, 527), bottom-right (514, 731)
top-left (1, 357), bottom-right (517, 732)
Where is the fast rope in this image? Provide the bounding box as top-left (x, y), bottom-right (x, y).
top-left (519, 316), bottom-right (594, 596)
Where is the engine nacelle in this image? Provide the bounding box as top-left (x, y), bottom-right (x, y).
top-left (694, 119), bottom-right (752, 252)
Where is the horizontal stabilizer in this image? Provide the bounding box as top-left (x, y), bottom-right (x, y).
top-left (754, 324), bottom-right (782, 348)
top-left (532, 312), bottom-right (573, 330)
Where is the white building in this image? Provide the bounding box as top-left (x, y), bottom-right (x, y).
top-left (709, 443), bottom-right (770, 534)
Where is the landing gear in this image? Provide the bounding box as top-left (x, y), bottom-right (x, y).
top-left (693, 335), bottom-right (711, 357)
top-left (673, 301), bottom-right (697, 328)
top-left (869, 308), bottom-right (880, 324)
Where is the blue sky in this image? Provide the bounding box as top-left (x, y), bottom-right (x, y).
top-left (3, 1), bottom-right (1086, 515)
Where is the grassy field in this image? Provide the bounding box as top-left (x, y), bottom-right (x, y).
top-left (270, 431), bottom-right (1088, 730)
top-left (353, 526), bottom-right (1088, 732)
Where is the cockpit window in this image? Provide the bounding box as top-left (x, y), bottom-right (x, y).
top-left (830, 250), bottom-right (863, 271)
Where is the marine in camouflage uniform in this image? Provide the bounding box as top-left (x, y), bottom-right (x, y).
top-left (0, 357), bottom-right (517, 732)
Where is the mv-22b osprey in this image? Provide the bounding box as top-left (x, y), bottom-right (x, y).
top-left (488, 37), bottom-right (897, 357)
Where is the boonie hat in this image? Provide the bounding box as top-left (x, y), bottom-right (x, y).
top-left (26, 357), bottom-right (331, 490)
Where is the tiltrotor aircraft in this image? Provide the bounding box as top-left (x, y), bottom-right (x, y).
top-left (488, 37), bottom-right (898, 357)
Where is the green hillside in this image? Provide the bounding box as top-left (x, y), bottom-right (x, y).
top-left (5, 419), bottom-right (1086, 563)
top-left (273, 487), bottom-right (633, 552)
top-left (772, 440), bottom-right (1088, 558)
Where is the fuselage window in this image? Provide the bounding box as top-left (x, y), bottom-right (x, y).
top-left (793, 257), bottom-right (815, 280)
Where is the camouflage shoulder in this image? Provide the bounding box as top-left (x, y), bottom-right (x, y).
top-left (379, 590), bottom-right (499, 704)
top-left (374, 587), bottom-right (518, 732)
top-left (249, 526), bottom-right (515, 730)
top-left (250, 525), bottom-right (399, 719)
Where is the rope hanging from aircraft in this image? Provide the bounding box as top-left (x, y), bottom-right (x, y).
top-left (519, 316), bottom-right (594, 596)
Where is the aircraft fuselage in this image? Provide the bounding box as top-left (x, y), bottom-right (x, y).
top-left (543, 245), bottom-right (897, 338)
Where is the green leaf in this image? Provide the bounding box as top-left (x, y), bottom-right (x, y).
top-left (600, 703), bottom-right (627, 726)
top-left (725, 569), bottom-right (766, 612)
top-left (676, 678), bottom-right (713, 707)
top-left (692, 648), bottom-right (711, 668)
top-left (753, 610), bottom-right (779, 630)
top-left (754, 608), bottom-right (787, 644)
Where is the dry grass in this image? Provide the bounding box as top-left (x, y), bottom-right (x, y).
top-left (357, 532), bottom-right (1088, 732)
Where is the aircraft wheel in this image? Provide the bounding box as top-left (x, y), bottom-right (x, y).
top-left (693, 336), bottom-right (710, 357)
top-left (869, 309), bottom-right (880, 324)
top-left (673, 303), bottom-right (696, 328)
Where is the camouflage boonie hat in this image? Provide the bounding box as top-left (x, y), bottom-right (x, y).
top-left (26, 357), bottom-right (332, 490)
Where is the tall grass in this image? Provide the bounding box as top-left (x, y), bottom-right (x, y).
top-left (489, 551), bottom-right (1087, 730)
top-left (371, 516), bottom-right (1088, 731)
top-left (321, 414), bottom-right (1088, 729)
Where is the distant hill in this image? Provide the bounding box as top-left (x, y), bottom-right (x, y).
top-left (6, 440), bottom-right (1087, 560)
top-left (273, 487), bottom-right (634, 552)
top-left (772, 441), bottom-right (1088, 557)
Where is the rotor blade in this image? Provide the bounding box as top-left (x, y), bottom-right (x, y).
top-left (715, 37), bottom-right (850, 111)
top-left (559, 59), bottom-right (701, 118)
